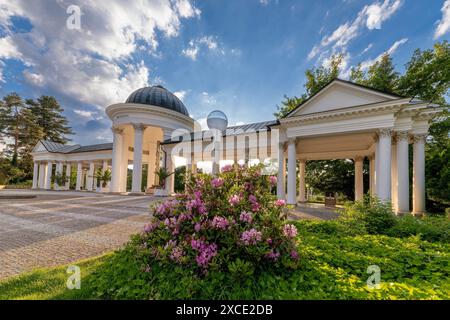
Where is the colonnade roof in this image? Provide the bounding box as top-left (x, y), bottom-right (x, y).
top-left (38, 140), bottom-right (112, 154)
top-left (161, 119), bottom-right (279, 145)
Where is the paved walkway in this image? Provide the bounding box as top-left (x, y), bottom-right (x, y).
top-left (0, 190), bottom-right (158, 280)
top-left (289, 203), bottom-right (341, 221)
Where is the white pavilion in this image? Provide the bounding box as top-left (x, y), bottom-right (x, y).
top-left (31, 79), bottom-right (442, 215)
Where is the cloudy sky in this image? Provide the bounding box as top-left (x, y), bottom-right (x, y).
top-left (0, 0), bottom-right (449, 145)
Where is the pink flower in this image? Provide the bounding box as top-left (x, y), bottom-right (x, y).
top-left (143, 222), bottom-right (158, 233)
top-left (240, 228), bottom-right (262, 245)
top-left (290, 249), bottom-right (299, 260)
top-left (211, 177), bottom-right (224, 188)
top-left (265, 250), bottom-right (280, 261)
top-left (211, 216), bottom-right (229, 230)
top-left (239, 211), bottom-right (253, 224)
top-left (283, 224), bottom-right (298, 238)
top-left (221, 164), bottom-right (233, 172)
top-left (191, 239), bottom-right (218, 267)
top-left (170, 246), bottom-right (184, 263)
top-left (229, 194), bottom-right (241, 206)
top-left (274, 199), bottom-right (286, 207)
top-left (269, 175), bottom-right (278, 185)
top-left (194, 223), bottom-right (201, 232)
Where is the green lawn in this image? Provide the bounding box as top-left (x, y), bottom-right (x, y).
top-left (1, 219), bottom-right (449, 300)
top-left (0, 255), bottom-right (110, 300)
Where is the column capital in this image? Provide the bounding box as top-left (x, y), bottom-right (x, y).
top-left (379, 128), bottom-right (393, 138)
top-left (111, 126), bottom-right (123, 135)
top-left (396, 131), bottom-right (409, 142)
top-left (412, 133), bottom-right (427, 143)
top-left (287, 137), bottom-right (297, 145)
top-left (354, 156), bottom-right (364, 162)
top-left (133, 123), bottom-right (147, 132)
top-left (298, 158), bottom-right (306, 164)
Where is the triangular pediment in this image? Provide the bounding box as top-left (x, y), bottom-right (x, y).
top-left (33, 141), bottom-right (47, 153)
top-left (286, 79), bottom-right (401, 117)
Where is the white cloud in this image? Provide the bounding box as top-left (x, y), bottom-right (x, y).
top-left (175, 0), bottom-right (201, 18)
top-left (201, 91), bottom-right (217, 105)
top-left (259, 0), bottom-right (270, 6)
top-left (182, 36), bottom-right (222, 60)
top-left (364, 0), bottom-right (403, 30)
top-left (308, 0), bottom-right (402, 61)
top-left (0, 0), bottom-right (200, 107)
top-left (173, 90), bottom-right (187, 101)
top-left (0, 36), bottom-right (22, 60)
top-left (360, 38), bottom-right (408, 70)
top-left (74, 109), bottom-right (94, 118)
top-left (361, 43), bottom-right (373, 55)
top-left (435, 0), bottom-right (450, 39)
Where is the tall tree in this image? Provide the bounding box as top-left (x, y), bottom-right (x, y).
top-left (365, 54), bottom-right (399, 94)
top-left (27, 96), bottom-right (73, 144)
top-left (0, 93), bottom-right (42, 166)
top-left (397, 41), bottom-right (450, 105)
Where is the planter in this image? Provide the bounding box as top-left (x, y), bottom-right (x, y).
top-left (154, 188), bottom-right (169, 197)
top-left (0, 185), bottom-right (5, 190)
top-left (101, 186), bottom-right (110, 193)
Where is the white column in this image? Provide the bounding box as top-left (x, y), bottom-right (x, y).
top-left (413, 134), bottom-right (426, 215)
top-left (374, 137), bottom-right (379, 195)
top-left (396, 132), bottom-right (409, 214)
top-left (298, 159), bottom-right (306, 202)
top-left (45, 161), bottom-right (53, 190)
top-left (120, 132), bottom-right (129, 192)
top-left (147, 142), bottom-right (157, 189)
top-left (391, 139), bottom-right (398, 212)
top-left (32, 161), bottom-right (39, 189)
top-left (54, 162), bottom-right (63, 190)
top-left (277, 142), bottom-right (286, 199)
top-left (354, 156), bottom-right (364, 201)
top-left (110, 127), bottom-right (123, 193)
top-left (376, 129), bottom-right (392, 201)
top-left (369, 155), bottom-right (375, 196)
top-left (165, 147), bottom-right (175, 194)
top-left (65, 163), bottom-right (71, 190)
top-left (131, 124), bottom-right (145, 193)
top-left (287, 138), bottom-right (297, 205)
top-left (38, 162), bottom-right (46, 188)
top-left (76, 162), bottom-right (82, 190)
top-left (87, 161), bottom-right (95, 191)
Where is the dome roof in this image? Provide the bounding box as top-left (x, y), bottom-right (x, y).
top-left (125, 85), bottom-right (189, 117)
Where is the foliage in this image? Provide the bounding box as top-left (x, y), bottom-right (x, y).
top-left (340, 196), bottom-right (397, 235)
top-left (95, 169), bottom-right (112, 188)
top-left (53, 172), bottom-right (69, 187)
top-left (340, 195), bottom-right (449, 243)
top-left (174, 165), bottom-right (186, 192)
top-left (0, 92), bottom-right (73, 184)
top-left (154, 167), bottom-right (173, 188)
top-left (138, 165), bottom-right (297, 278)
top-left (306, 159), bottom-right (356, 200)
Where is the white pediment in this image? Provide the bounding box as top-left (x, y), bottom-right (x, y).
top-left (287, 80), bottom-right (399, 117)
top-left (33, 141), bottom-right (47, 153)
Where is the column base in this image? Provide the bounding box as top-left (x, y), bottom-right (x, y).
top-left (412, 211), bottom-right (425, 217)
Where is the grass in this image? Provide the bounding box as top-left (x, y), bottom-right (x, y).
top-left (0, 254), bottom-right (110, 300)
top-left (1, 220), bottom-right (449, 300)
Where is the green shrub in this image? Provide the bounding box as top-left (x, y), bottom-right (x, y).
top-left (387, 215), bottom-right (450, 243)
top-left (340, 196), bottom-right (397, 234)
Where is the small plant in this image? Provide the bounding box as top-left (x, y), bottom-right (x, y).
top-left (154, 167), bottom-right (173, 189)
top-left (340, 195), bottom-right (397, 234)
top-left (53, 172), bottom-right (69, 187)
top-left (95, 169), bottom-right (112, 188)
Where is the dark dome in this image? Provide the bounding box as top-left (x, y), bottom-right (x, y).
top-left (125, 85), bottom-right (189, 117)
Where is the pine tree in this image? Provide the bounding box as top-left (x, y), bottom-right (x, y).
top-left (27, 96), bottom-right (73, 144)
top-left (365, 54), bottom-right (398, 94)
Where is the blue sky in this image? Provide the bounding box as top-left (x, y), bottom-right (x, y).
top-left (0, 0), bottom-right (449, 145)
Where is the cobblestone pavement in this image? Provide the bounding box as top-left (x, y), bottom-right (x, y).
top-left (289, 203), bottom-right (341, 221)
top-left (0, 190), bottom-right (158, 280)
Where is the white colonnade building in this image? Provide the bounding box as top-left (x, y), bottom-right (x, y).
top-left (31, 79), bottom-right (442, 215)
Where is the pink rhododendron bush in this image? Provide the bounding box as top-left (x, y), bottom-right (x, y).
top-left (141, 164), bottom-right (299, 275)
